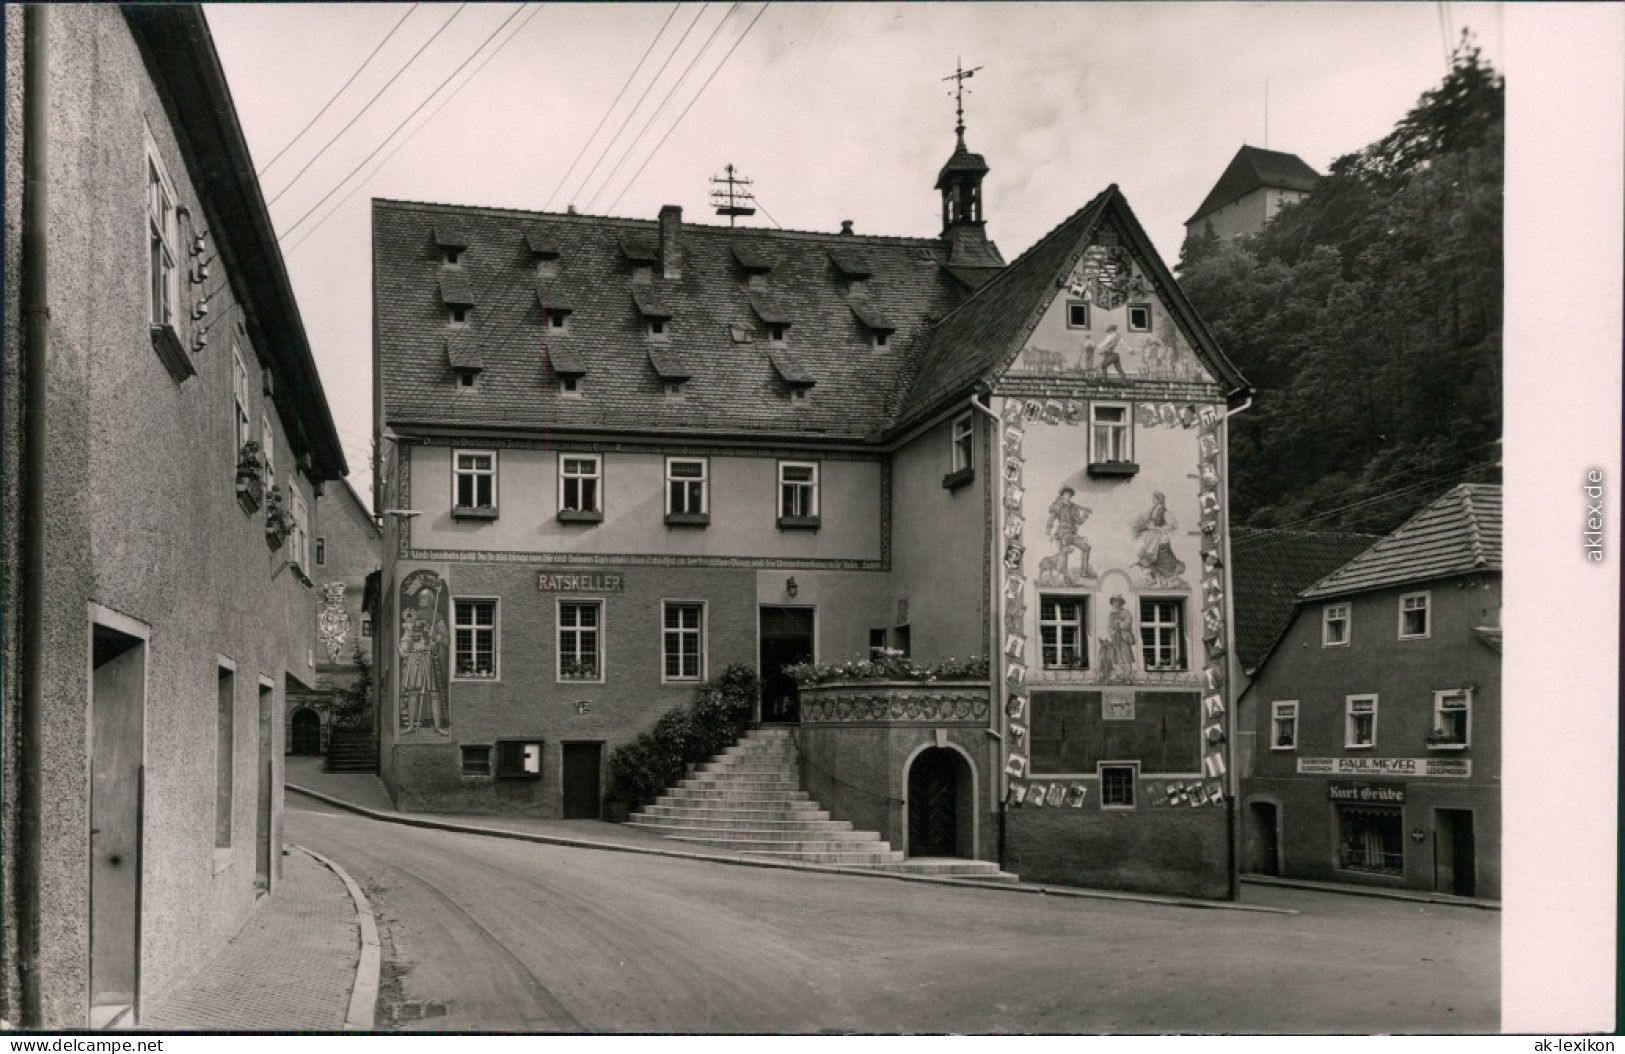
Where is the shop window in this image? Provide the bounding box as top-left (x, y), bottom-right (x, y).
top-left (453, 599), bottom-right (498, 680)
top-left (1429, 689), bottom-right (1471, 749)
top-left (662, 602), bottom-right (705, 682)
top-left (1039, 595), bottom-right (1087, 669)
top-left (1323, 602), bottom-right (1351, 647)
top-left (558, 454), bottom-right (603, 523)
top-left (1066, 301), bottom-right (1090, 329)
top-left (777, 461), bottom-right (820, 528)
top-left (1337, 804), bottom-right (1404, 876)
top-left (1345, 694), bottom-right (1377, 748)
top-left (1099, 763), bottom-right (1137, 808)
top-left (1127, 303), bottom-right (1152, 333)
top-left (496, 740), bottom-right (543, 779)
top-left (558, 600), bottom-right (603, 682)
top-left (665, 458), bottom-right (708, 525)
top-left (1271, 701), bottom-right (1298, 750)
top-left (1088, 403), bottom-right (1137, 477)
top-left (454, 450), bottom-right (498, 518)
top-left (1399, 592), bottom-right (1430, 640)
top-left (460, 745), bottom-right (493, 777)
top-left (1139, 597), bottom-right (1186, 671)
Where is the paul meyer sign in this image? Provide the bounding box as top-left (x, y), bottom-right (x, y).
top-left (1297, 757), bottom-right (1471, 778)
top-left (537, 571), bottom-right (625, 593)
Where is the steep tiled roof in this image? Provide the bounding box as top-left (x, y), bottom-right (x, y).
top-left (646, 345), bottom-right (696, 381)
top-left (438, 273), bottom-right (475, 307)
top-left (768, 348), bottom-right (815, 386)
top-left (445, 334), bottom-right (484, 372)
top-left (1301, 484), bottom-right (1502, 600)
top-left (630, 286), bottom-right (673, 320)
top-left (375, 200), bottom-right (965, 439)
top-left (1186, 145), bottom-right (1320, 225)
top-left (1230, 527), bottom-right (1381, 671)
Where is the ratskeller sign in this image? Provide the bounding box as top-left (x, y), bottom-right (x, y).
top-left (537, 571), bottom-right (625, 592)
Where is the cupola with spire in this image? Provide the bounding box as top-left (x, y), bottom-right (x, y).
top-left (935, 59), bottom-right (1004, 287)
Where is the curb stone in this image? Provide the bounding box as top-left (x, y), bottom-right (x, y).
top-left (296, 844), bottom-right (382, 1030)
top-left (289, 783), bottom-right (1295, 916)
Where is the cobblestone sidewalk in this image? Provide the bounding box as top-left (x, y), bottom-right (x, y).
top-left (138, 847), bottom-right (361, 1031)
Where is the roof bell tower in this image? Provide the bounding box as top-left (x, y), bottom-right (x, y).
top-left (935, 59), bottom-right (1003, 284)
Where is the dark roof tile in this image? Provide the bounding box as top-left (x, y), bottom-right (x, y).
top-left (547, 344), bottom-right (588, 376)
top-left (631, 285), bottom-right (674, 319)
top-left (445, 334), bottom-right (484, 372)
top-left (647, 345), bottom-right (695, 381)
top-left (438, 273), bottom-right (475, 307)
top-left (732, 242), bottom-right (775, 273)
top-left (849, 300), bottom-right (896, 332)
top-left (1301, 484), bottom-right (1501, 599)
top-left (749, 293), bottom-right (794, 327)
top-left (433, 222), bottom-right (470, 249)
top-left (1186, 146), bottom-right (1320, 225)
top-left (768, 348), bottom-right (815, 386)
top-left (524, 226), bottom-right (562, 257)
top-left (536, 281), bottom-right (575, 313)
top-left (618, 232), bottom-right (659, 264)
top-left (1230, 527), bottom-right (1381, 670)
top-left (828, 246), bottom-right (874, 278)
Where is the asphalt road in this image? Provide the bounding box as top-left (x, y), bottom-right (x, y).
top-left (287, 797), bottom-right (1498, 1034)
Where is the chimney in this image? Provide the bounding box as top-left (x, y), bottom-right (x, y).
top-left (659, 204), bottom-right (682, 279)
top-left (839, 220), bottom-right (854, 236)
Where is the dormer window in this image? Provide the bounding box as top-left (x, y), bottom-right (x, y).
top-left (548, 311), bottom-right (569, 331)
top-left (769, 325), bottom-right (787, 343)
top-left (459, 373), bottom-right (475, 388)
top-left (873, 331), bottom-right (890, 349)
top-left (549, 344), bottom-right (586, 396)
top-left (664, 380), bottom-right (685, 400)
top-left (434, 222), bottom-right (470, 267)
top-left (440, 274), bottom-right (475, 329)
top-left (790, 387), bottom-right (808, 404)
top-left (525, 226), bottom-right (561, 278)
top-left (649, 319), bottom-right (667, 339)
top-left (444, 247), bottom-right (462, 266)
top-left (560, 376), bottom-right (581, 396)
top-left (633, 265), bottom-right (652, 284)
top-left (450, 306), bottom-right (469, 327)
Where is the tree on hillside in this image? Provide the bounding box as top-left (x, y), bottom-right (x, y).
top-left (1180, 33), bottom-right (1502, 535)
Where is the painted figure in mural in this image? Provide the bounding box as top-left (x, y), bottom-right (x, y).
top-left (1143, 337), bottom-right (1167, 377)
top-left (401, 582), bottom-right (450, 734)
top-left (1133, 490), bottom-right (1187, 587)
top-left (1099, 595), bottom-right (1137, 683)
top-left (1043, 487), bottom-right (1095, 584)
top-left (1080, 336), bottom-right (1097, 377)
top-left (1098, 325), bottom-right (1128, 380)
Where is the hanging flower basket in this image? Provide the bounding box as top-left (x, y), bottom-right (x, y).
top-left (264, 488), bottom-right (292, 550)
top-left (236, 440), bottom-right (265, 513)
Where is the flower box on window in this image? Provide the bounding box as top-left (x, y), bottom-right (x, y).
top-left (263, 489), bottom-right (293, 550)
top-left (235, 441), bottom-right (265, 513)
top-left (452, 505), bottom-right (500, 521)
top-left (559, 659), bottom-right (600, 681)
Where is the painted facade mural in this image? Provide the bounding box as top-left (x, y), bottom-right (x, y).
top-left (317, 582), bottom-right (351, 662)
top-left (399, 568), bottom-right (451, 734)
top-left (1007, 234), bottom-right (1216, 385)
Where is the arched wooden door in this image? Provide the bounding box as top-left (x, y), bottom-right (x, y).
top-left (290, 707), bottom-right (323, 756)
top-left (908, 748), bottom-right (959, 857)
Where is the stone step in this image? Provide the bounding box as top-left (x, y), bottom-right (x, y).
top-left (657, 789), bottom-right (812, 805)
top-left (694, 762), bottom-right (795, 775)
top-left (630, 821), bottom-right (879, 842)
top-left (668, 844), bottom-right (909, 866)
top-left (661, 834), bottom-right (894, 854)
top-left (676, 776), bottom-right (800, 790)
top-left (640, 803), bottom-right (830, 821)
top-left (632, 812), bottom-right (851, 831)
top-left (865, 859), bottom-right (1018, 881)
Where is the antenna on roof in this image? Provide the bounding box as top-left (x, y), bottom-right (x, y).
top-left (943, 57), bottom-right (983, 143)
top-left (709, 163), bottom-right (756, 227)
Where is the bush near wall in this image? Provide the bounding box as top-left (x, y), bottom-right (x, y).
top-left (607, 664), bottom-right (759, 809)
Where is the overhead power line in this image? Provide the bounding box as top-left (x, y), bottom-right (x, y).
top-left (605, 3), bottom-right (770, 214)
top-left (266, 3), bottom-right (468, 209)
top-left (279, 5), bottom-right (529, 246)
top-left (285, 4), bottom-right (547, 255)
top-left (257, 5), bottom-right (421, 177)
top-left (542, 4), bottom-right (681, 212)
top-left (565, 3), bottom-right (711, 211)
top-left (585, 3), bottom-right (742, 212)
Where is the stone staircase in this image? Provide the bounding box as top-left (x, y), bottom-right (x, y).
top-left (627, 727), bottom-right (1017, 882)
top-left (324, 729), bottom-right (378, 774)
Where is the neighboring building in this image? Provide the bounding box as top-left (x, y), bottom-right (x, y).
top-left (372, 113), bottom-right (1251, 897)
top-left (1184, 145), bottom-right (1319, 243)
top-left (2, 6), bottom-right (347, 1028)
top-left (287, 479), bottom-right (382, 758)
top-left (1229, 526), bottom-right (1379, 776)
top-left (1240, 485), bottom-right (1501, 899)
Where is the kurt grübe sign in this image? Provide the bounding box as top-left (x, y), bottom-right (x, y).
top-left (1328, 781), bottom-right (1406, 803)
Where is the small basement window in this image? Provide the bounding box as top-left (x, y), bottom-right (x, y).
top-left (460, 745), bottom-right (492, 777)
top-left (496, 740), bottom-right (543, 779)
top-left (1127, 304), bottom-right (1152, 333)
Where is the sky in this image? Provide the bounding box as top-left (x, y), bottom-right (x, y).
top-left (201, 3), bottom-right (1623, 1030)
top-left (205, 1), bottom-right (1506, 504)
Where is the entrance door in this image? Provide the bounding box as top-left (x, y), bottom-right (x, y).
top-left (759, 606), bottom-right (814, 724)
top-left (1248, 802), bottom-right (1281, 876)
top-left (1434, 808), bottom-right (1477, 896)
top-left (290, 707), bottom-right (322, 756)
top-left (256, 682), bottom-right (274, 893)
top-left (561, 742), bottom-right (604, 819)
top-left (90, 625), bottom-right (145, 1015)
top-left (907, 748), bottom-right (958, 857)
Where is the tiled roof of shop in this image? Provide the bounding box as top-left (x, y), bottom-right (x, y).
top-left (1186, 145), bottom-right (1320, 226)
top-left (1300, 484), bottom-right (1502, 600)
top-left (375, 200), bottom-right (966, 439)
top-left (1230, 527), bottom-right (1380, 671)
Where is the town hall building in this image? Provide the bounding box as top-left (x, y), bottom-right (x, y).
top-left (372, 103), bottom-right (1252, 897)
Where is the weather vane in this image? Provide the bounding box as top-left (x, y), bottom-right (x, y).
top-left (943, 57), bottom-right (983, 140)
top-left (709, 163), bottom-right (756, 227)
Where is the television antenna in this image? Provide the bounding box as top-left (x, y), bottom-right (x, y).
top-left (710, 163), bottom-right (756, 226)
